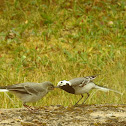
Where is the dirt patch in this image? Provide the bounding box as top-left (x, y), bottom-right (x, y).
top-left (0, 104), bottom-right (126, 126)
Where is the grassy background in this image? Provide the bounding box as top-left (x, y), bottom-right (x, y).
top-left (0, 0), bottom-right (126, 108)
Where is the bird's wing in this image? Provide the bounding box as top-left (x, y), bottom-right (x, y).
top-left (7, 86), bottom-right (31, 94)
top-left (24, 86), bottom-right (38, 95)
top-left (70, 76), bottom-right (97, 86)
top-left (69, 77), bottom-right (86, 86)
top-left (24, 84), bottom-right (46, 95)
top-left (7, 82), bottom-right (45, 95)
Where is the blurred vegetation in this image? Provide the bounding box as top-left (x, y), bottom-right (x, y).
top-left (0, 0), bottom-right (126, 108)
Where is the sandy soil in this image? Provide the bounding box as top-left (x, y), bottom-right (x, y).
top-left (0, 104), bottom-right (126, 126)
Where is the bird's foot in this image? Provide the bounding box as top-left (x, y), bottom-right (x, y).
top-left (74, 103), bottom-right (86, 107)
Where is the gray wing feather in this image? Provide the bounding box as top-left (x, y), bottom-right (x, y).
top-left (24, 86), bottom-right (38, 95)
top-left (70, 76), bottom-right (96, 86)
top-left (69, 77), bottom-right (86, 86)
top-left (7, 82), bottom-right (45, 95)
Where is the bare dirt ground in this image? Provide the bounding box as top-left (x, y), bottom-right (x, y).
top-left (0, 104), bottom-right (126, 126)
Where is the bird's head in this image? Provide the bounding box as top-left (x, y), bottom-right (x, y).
top-left (47, 84), bottom-right (55, 90)
top-left (56, 80), bottom-right (71, 88)
top-left (43, 81), bottom-right (54, 91)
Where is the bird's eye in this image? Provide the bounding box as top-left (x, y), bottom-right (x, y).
top-left (48, 86), bottom-right (54, 90)
top-left (61, 82), bottom-right (63, 83)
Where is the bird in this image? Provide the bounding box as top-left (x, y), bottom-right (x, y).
top-left (0, 81), bottom-right (54, 111)
top-left (56, 75), bottom-right (122, 106)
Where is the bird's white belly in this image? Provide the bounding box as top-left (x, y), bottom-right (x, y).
top-left (75, 83), bottom-right (95, 94)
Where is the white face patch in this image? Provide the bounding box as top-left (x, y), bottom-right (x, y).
top-left (57, 80), bottom-right (71, 86)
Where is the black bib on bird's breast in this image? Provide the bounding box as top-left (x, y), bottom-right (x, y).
top-left (60, 84), bottom-right (75, 94)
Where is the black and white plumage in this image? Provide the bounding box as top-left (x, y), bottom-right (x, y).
top-left (57, 75), bottom-right (122, 105)
top-left (0, 81), bottom-right (54, 110)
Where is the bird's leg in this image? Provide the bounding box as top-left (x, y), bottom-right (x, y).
top-left (82, 93), bottom-right (90, 104)
top-left (74, 94), bottom-right (83, 106)
top-left (23, 103), bottom-right (35, 112)
top-left (23, 103), bottom-right (33, 110)
top-left (23, 103), bottom-right (39, 113)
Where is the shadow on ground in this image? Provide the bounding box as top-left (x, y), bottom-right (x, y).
top-left (0, 104), bottom-right (126, 126)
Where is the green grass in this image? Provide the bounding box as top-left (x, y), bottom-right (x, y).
top-left (0, 0), bottom-right (126, 108)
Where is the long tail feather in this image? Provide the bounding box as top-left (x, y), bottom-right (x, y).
top-left (94, 85), bottom-right (122, 95)
top-left (0, 89), bottom-right (9, 92)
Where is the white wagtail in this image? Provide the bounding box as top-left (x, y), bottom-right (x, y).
top-left (57, 75), bottom-right (122, 105)
top-left (0, 81), bottom-right (54, 110)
